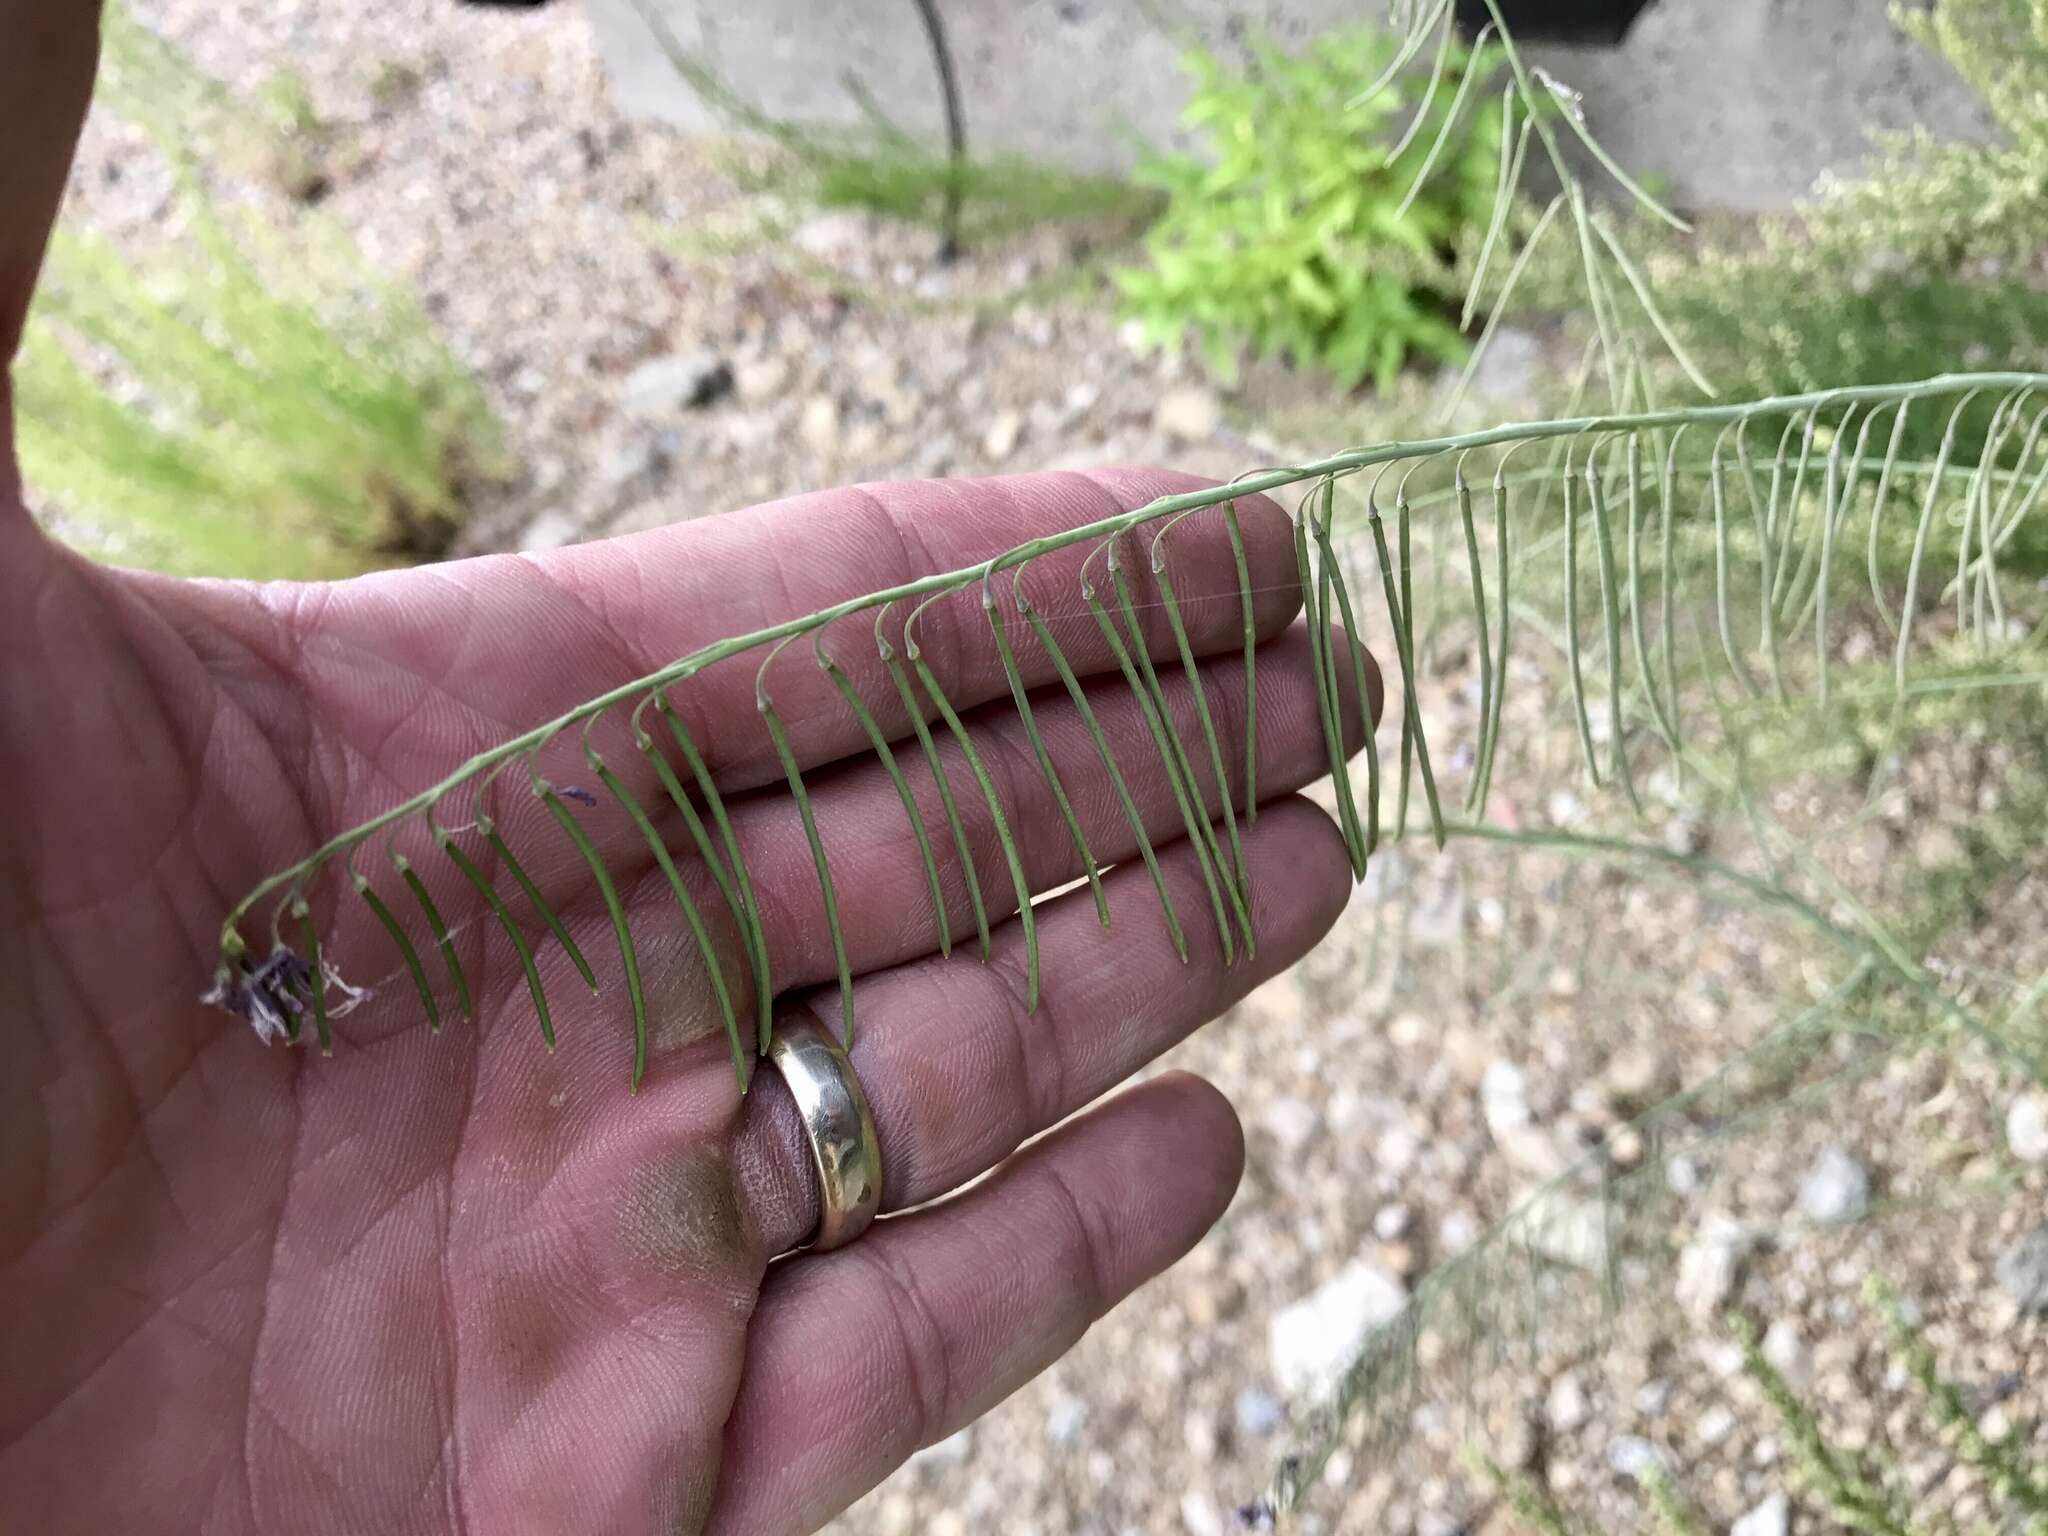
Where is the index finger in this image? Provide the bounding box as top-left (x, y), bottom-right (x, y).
top-left (312, 469), bottom-right (1302, 793)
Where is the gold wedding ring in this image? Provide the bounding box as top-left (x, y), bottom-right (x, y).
top-left (767, 1011), bottom-right (882, 1252)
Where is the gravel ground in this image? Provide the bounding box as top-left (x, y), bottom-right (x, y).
top-left (50, 5), bottom-right (2048, 1533)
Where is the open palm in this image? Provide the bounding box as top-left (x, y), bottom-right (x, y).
top-left (0, 16), bottom-right (1376, 1532)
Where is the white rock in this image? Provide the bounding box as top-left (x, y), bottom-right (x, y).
top-left (800, 395), bottom-right (841, 455)
top-left (1464, 326), bottom-right (1546, 415)
top-left (1696, 1404), bottom-right (1737, 1446)
top-left (1605, 1436), bottom-right (1671, 1482)
top-left (1261, 1095), bottom-right (1320, 1155)
top-left (1676, 1213), bottom-right (1755, 1321)
top-left (1666, 1155), bottom-right (1703, 1196)
top-left (1268, 1261), bottom-right (1408, 1399)
top-left (1634, 1378), bottom-right (1673, 1416)
top-left (1520, 1189), bottom-right (1610, 1272)
top-left (1731, 1492), bottom-right (1790, 1536)
top-left (1235, 1389), bottom-right (1284, 1437)
top-left (1997, 1223), bottom-right (2048, 1313)
top-left (621, 349), bottom-right (730, 415)
top-left (734, 356), bottom-right (791, 403)
top-left (1045, 1392), bottom-right (1088, 1446)
top-left (1179, 1490), bottom-right (1225, 1536)
top-left (1153, 385), bottom-right (1223, 441)
top-left (518, 510), bottom-right (579, 552)
top-left (982, 409), bottom-right (1025, 462)
top-left (907, 1427), bottom-right (974, 1473)
top-left (1761, 1319), bottom-right (1810, 1387)
top-left (1373, 1204), bottom-right (1412, 1241)
top-left (1481, 1059), bottom-right (1533, 1140)
top-left (1797, 1146), bottom-right (1871, 1225)
top-left (1546, 1372), bottom-right (1591, 1432)
top-left (2008, 1091), bottom-right (2048, 1164)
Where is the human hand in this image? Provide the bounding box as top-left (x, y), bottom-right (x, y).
top-left (0, 13), bottom-right (1375, 1533)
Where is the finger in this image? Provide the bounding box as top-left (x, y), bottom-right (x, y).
top-left (707, 1073), bottom-right (1246, 1536)
top-left (734, 795), bottom-right (1353, 1257)
top-left (0, 0), bottom-right (96, 373)
top-left (285, 471), bottom-right (1301, 803)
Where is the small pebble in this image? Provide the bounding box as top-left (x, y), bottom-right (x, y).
top-left (1731, 1492), bottom-right (1789, 1536)
top-left (1798, 1146), bottom-right (1871, 1225)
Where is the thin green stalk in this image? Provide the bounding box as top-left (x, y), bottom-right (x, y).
top-left (441, 835), bottom-right (555, 1049)
top-left (1365, 494), bottom-right (1447, 846)
top-left (1585, 459), bottom-right (1641, 811)
top-left (1393, 21), bottom-right (1495, 217)
top-left (1456, 466), bottom-right (1495, 814)
top-left (483, 822), bottom-right (598, 994)
top-left (397, 855), bottom-right (471, 1022)
top-left (1459, 87), bottom-right (1529, 329)
top-left (594, 761), bottom-right (747, 1087)
top-left (758, 665), bottom-right (855, 1043)
top-left (1153, 554), bottom-right (1251, 902)
top-left (816, 644), bottom-right (956, 955)
top-left (908, 639), bottom-right (1041, 1007)
top-left (1299, 489), bottom-right (1369, 868)
top-left (879, 626), bottom-right (993, 960)
top-left (1470, 462), bottom-right (1514, 813)
top-left (1561, 453), bottom-right (1603, 784)
top-left (354, 874), bottom-right (439, 1032)
top-left (1085, 573), bottom-right (1239, 962)
top-left (1018, 586), bottom-right (1189, 961)
top-left (982, 590), bottom-right (1110, 924)
top-left (540, 788), bottom-right (648, 1087)
top-left (653, 698), bottom-right (773, 1049)
top-left (1896, 393), bottom-right (1982, 698)
top-left (1110, 554), bottom-right (1252, 948)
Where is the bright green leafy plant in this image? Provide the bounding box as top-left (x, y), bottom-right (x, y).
top-left (15, 6), bottom-right (507, 578)
top-left (1116, 21), bottom-right (1506, 390)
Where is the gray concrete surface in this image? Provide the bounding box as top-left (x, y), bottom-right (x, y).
top-left (581, 0), bottom-right (2000, 212)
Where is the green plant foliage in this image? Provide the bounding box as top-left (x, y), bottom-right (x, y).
top-left (1115, 24), bottom-right (1505, 390)
top-left (16, 12), bottom-right (508, 579)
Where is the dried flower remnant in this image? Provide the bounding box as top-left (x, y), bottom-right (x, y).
top-left (201, 944), bottom-right (369, 1046)
top-left (555, 784), bottom-right (599, 807)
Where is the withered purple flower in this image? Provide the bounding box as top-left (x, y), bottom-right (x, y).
top-left (201, 944), bottom-right (370, 1046)
top-left (556, 784), bottom-right (599, 808)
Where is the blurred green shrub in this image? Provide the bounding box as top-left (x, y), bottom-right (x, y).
top-left (15, 6), bottom-right (506, 579)
top-left (1116, 25), bottom-right (1505, 391)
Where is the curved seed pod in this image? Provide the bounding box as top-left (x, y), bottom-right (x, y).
top-left (1368, 480), bottom-right (1446, 848)
top-left (981, 577), bottom-right (1109, 926)
top-left (396, 854), bottom-right (471, 1023)
top-left (1297, 483), bottom-right (1367, 869)
top-left (1394, 22), bottom-right (1496, 218)
top-left (1387, 6), bottom-right (1456, 162)
top-left (353, 872), bottom-right (439, 1032)
top-left (1734, 420), bottom-right (1790, 705)
top-left (1864, 401), bottom-right (1915, 641)
top-left (757, 637), bottom-right (854, 1044)
top-left (878, 605), bottom-right (993, 960)
top-left (1621, 435), bottom-right (1678, 762)
top-left (1584, 457), bottom-right (1640, 813)
top-left (1895, 390), bottom-right (1983, 697)
top-left (483, 820), bottom-right (598, 994)
top-left (1455, 461), bottom-right (1495, 814)
top-left (1145, 538), bottom-right (1252, 908)
top-left (1773, 406), bottom-right (1836, 624)
top-left (1016, 576), bottom-right (1190, 963)
top-left (440, 833), bottom-right (554, 1048)
top-left (593, 760), bottom-right (747, 1088)
top-left (1560, 446), bottom-right (1602, 784)
top-left (1391, 478), bottom-right (1419, 837)
top-left (1312, 496), bottom-right (1385, 862)
top-left (1707, 434), bottom-right (1764, 699)
top-left (1461, 87), bottom-right (1530, 330)
top-left (815, 636), bottom-right (957, 955)
top-left (1448, 194), bottom-right (1564, 419)
top-left (1110, 548), bottom-right (1252, 947)
top-left (1656, 429), bottom-right (1685, 761)
top-left (540, 785), bottom-right (648, 1087)
top-left (647, 699), bottom-right (771, 1050)
top-left (1470, 456), bottom-right (1516, 815)
top-left (906, 592), bottom-right (1041, 1006)
top-left (293, 899), bottom-right (331, 1056)
top-left (1084, 548), bottom-right (1239, 962)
